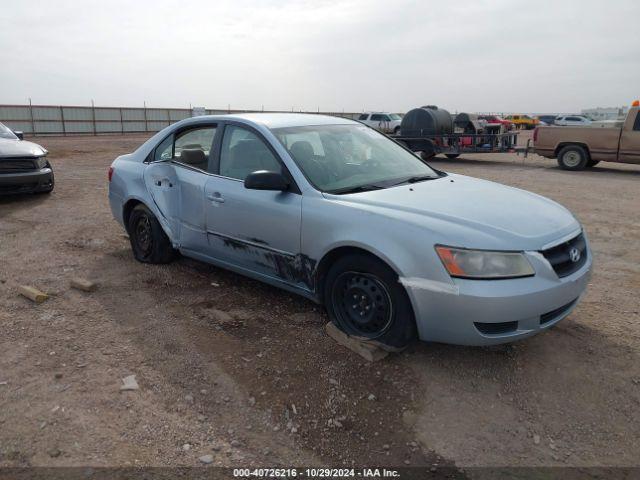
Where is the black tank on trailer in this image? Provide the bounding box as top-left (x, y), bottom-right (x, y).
top-left (400, 105), bottom-right (453, 136)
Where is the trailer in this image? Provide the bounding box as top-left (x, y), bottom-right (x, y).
top-left (390, 131), bottom-right (520, 159)
top-left (389, 105), bottom-right (520, 159)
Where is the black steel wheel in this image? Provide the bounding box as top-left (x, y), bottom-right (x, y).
top-left (324, 253), bottom-right (416, 350)
top-left (331, 272), bottom-right (393, 339)
top-left (128, 204), bottom-right (175, 264)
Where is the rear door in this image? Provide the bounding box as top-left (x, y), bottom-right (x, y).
top-left (618, 112), bottom-right (640, 163)
top-left (203, 123), bottom-right (304, 286)
top-left (143, 136), bottom-right (180, 239)
top-left (143, 123), bottom-right (218, 248)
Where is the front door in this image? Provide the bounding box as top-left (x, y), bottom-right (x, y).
top-left (204, 124), bottom-right (304, 287)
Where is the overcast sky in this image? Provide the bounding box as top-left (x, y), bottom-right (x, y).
top-left (1, 0), bottom-right (638, 113)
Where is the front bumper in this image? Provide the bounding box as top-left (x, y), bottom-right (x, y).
top-left (407, 248), bottom-right (592, 346)
top-left (0, 167), bottom-right (54, 194)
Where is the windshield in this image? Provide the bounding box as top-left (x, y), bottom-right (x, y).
top-left (272, 124), bottom-right (439, 194)
top-left (0, 123), bottom-right (17, 140)
top-left (388, 113), bottom-right (401, 120)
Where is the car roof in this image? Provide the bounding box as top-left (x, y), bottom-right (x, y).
top-left (220, 113), bottom-right (357, 129)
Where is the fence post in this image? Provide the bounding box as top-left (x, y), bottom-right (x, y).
top-left (167, 108), bottom-right (171, 127)
top-left (144, 101), bottom-right (148, 132)
top-left (91, 99), bottom-right (97, 135)
top-left (119, 107), bottom-right (124, 134)
top-left (28, 98), bottom-right (35, 135)
top-left (60, 106), bottom-right (66, 136)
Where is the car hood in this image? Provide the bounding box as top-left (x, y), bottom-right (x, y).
top-left (0, 138), bottom-right (47, 158)
top-left (325, 173), bottom-right (580, 251)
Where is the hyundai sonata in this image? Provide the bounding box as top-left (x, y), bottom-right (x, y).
top-left (108, 114), bottom-right (591, 349)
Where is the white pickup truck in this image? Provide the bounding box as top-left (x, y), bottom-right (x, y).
top-left (357, 112), bottom-right (402, 134)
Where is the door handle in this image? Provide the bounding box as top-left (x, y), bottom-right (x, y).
top-left (206, 192), bottom-right (225, 203)
top-left (155, 178), bottom-right (173, 187)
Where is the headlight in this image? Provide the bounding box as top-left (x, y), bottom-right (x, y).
top-left (435, 245), bottom-right (534, 279)
top-left (36, 156), bottom-right (48, 169)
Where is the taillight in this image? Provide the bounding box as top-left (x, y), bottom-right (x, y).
top-left (108, 166), bottom-right (114, 182)
top-left (533, 127), bottom-right (539, 142)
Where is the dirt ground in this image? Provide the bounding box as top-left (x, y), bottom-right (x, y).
top-left (1, 132), bottom-right (639, 473)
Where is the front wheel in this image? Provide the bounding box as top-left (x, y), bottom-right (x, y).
top-left (557, 145), bottom-right (589, 171)
top-left (324, 253), bottom-right (417, 350)
top-left (128, 204), bottom-right (175, 263)
top-left (393, 126), bottom-right (401, 135)
top-left (445, 153), bottom-right (460, 159)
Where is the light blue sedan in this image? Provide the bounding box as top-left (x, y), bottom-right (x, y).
top-left (108, 114), bottom-right (591, 349)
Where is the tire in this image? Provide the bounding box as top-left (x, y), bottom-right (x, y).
top-left (324, 253), bottom-right (417, 350)
top-left (393, 126), bottom-right (401, 135)
top-left (128, 204), bottom-right (175, 263)
top-left (420, 151), bottom-right (434, 160)
top-left (557, 145), bottom-right (589, 171)
top-left (587, 159), bottom-right (600, 167)
top-left (445, 154), bottom-right (460, 159)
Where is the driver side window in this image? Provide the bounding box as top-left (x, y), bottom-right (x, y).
top-left (219, 125), bottom-right (281, 180)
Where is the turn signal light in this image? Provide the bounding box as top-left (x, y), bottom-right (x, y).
top-left (108, 166), bottom-right (114, 182)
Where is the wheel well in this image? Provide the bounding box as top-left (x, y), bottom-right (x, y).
top-left (314, 246), bottom-right (399, 299)
top-left (122, 199), bottom-right (143, 233)
top-left (555, 142), bottom-right (590, 158)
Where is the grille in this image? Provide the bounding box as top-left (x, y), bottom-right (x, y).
top-left (540, 298), bottom-right (578, 325)
top-left (0, 158), bottom-right (37, 173)
top-left (540, 233), bottom-right (587, 278)
top-left (474, 321), bottom-right (518, 335)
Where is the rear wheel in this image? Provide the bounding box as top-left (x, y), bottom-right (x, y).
top-left (557, 145), bottom-right (589, 171)
top-left (128, 204), bottom-right (175, 263)
top-left (324, 253), bottom-right (417, 350)
top-left (445, 153), bottom-right (460, 159)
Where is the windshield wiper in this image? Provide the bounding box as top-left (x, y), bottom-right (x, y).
top-left (329, 184), bottom-right (386, 195)
top-left (389, 175), bottom-right (438, 187)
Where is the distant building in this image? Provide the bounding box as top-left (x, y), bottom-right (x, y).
top-left (581, 106), bottom-right (628, 121)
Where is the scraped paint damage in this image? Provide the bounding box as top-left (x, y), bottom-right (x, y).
top-left (398, 277), bottom-right (459, 295)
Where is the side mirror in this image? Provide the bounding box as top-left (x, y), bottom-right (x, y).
top-left (14, 131), bottom-right (24, 140)
top-left (244, 170), bottom-right (289, 191)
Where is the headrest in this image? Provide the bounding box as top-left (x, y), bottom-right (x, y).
top-left (290, 141), bottom-right (314, 160)
top-left (179, 149), bottom-right (207, 166)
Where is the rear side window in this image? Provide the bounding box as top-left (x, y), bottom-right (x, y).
top-left (153, 125), bottom-right (216, 171)
top-left (154, 135), bottom-right (173, 161)
top-left (219, 125), bottom-right (281, 181)
top-left (175, 127), bottom-right (216, 158)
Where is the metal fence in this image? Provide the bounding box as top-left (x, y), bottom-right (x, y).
top-left (0, 103), bottom-right (361, 136)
